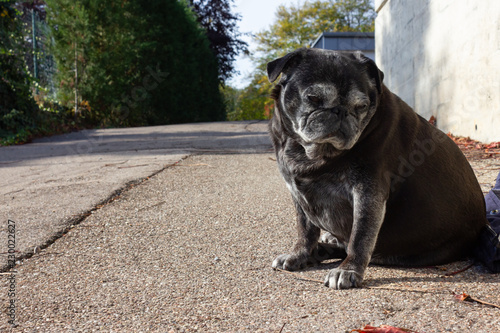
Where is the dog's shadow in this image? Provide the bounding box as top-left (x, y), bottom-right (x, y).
top-left (301, 259), bottom-right (498, 288)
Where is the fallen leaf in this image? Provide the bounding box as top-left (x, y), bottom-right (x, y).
top-left (454, 292), bottom-right (471, 302)
top-left (428, 116), bottom-right (437, 126)
top-left (350, 325), bottom-right (419, 333)
top-left (454, 292), bottom-right (500, 309)
top-left (486, 142), bottom-right (500, 149)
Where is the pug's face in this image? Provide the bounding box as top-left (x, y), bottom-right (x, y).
top-left (268, 48), bottom-right (384, 151)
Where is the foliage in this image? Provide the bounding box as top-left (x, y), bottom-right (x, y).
top-left (234, 0), bottom-right (375, 120)
top-left (221, 85), bottom-right (240, 120)
top-left (16, 0), bottom-right (55, 92)
top-left (0, 1), bottom-right (39, 140)
top-left (44, 0), bottom-right (89, 110)
top-left (188, 0), bottom-right (248, 84)
top-left (45, 0), bottom-right (225, 127)
top-left (1, 0), bottom-right (231, 145)
top-left (226, 63), bottom-right (274, 121)
top-left (0, 0), bottom-right (80, 146)
top-left (335, 0), bottom-right (376, 31)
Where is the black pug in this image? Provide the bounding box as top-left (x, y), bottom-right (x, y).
top-left (267, 48), bottom-right (486, 289)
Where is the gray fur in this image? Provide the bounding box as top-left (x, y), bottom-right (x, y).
top-left (268, 48), bottom-right (487, 289)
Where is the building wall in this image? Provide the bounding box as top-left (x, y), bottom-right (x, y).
top-left (375, 0), bottom-right (500, 143)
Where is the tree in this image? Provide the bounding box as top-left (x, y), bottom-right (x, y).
top-left (188, 0), bottom-right (248, 84)
top-left (45, 0), bottom-right (89, 116)
top-left (336, 0), bottom-right (375, 31)
top-left (0, 1), bottom-right (39, 139)
top-left (45, 0), bottom-right (225, 126)
top-left (17, 0), bottom-right (50, 88)
top-left (234, 0), bottom-right (375, 120)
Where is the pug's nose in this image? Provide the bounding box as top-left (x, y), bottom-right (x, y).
top-left (330, 106), bottom-right (347, 120)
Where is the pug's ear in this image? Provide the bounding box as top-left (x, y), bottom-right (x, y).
top-left (352, 52), bottom-right (384, 94)
top-left (267, 48), bottom-right (306, 83)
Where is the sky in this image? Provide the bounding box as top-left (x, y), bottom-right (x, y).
top-left (227, 0), bottom-right (301, 89)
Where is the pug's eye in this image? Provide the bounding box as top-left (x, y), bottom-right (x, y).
top-left (307, 95), bottom-right (321, 104)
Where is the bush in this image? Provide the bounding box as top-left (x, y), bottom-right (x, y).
top-left (46, 0), bottom-right (225, 127)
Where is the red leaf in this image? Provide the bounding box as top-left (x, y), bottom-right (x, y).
top-left (454, 292), bottom-right (471, 302)
top-left (486, 142), bottom-right (500, 149)
top-left (428, 116), bottom-right (437, 126)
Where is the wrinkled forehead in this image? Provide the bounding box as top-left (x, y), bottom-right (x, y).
top-left (291, 50), bottom-right (369, 94)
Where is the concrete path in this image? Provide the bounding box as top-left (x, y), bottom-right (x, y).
top-left (0, 121), bottom-right (271, 270)
top-left (1, 121), bottom-right (499, 332)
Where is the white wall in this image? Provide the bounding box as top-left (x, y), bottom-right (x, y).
top-left (375, 0), bottom-right (500, 143)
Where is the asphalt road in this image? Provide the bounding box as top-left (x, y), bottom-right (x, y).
top-left (0, 121), bottom-right (271, 271)
top-left (0, 121), bottom-right (499, 332)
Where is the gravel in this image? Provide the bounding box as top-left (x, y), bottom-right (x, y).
top-left (0, 153), bottom-right (499, 332)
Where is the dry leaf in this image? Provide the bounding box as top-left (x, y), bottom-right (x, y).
top-left (454, 292), bottom-right (472, 302)
top-left (351, 324), bottom-right (419, 333)
top-left (454, 292), bottom-right (500, 309)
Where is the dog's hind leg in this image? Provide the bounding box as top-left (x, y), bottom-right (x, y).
top-left (311, 239), bottom-right (347, 263)
top-left (320, 232), bottom-right (342, 245)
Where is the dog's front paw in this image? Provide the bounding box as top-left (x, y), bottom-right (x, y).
top-left (324, 268), bottom-right (363, 289)
top-left (272, 253), bottom-right (311, 271)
